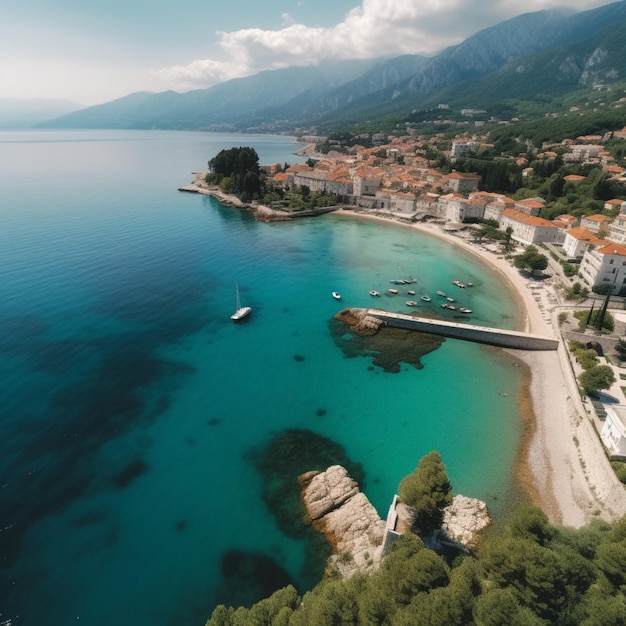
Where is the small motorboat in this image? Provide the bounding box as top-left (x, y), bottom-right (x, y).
top-left (446, 297), bottom-right (455, 302)
top-left (407, 289), bottom-right (416, 295)
top-left (459, 307), bottom-right (472, 313)
top-left (369, 290), bottom-right (380, 297)
top-left (332, 291), bottom-right (341, 300)
top-left (441, 303), bottom-right (456, 310)
top-left (388, 288), bottom-right (399, 295)
top-left (436, 290), bottom-right (446, 297)
top-left (420, 295), bottom-right (431, 302)
top-left (406, 300), bottom-right (418, 307)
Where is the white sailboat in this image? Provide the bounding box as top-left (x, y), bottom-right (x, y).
top-left (230, 283), bottom-right (252, 321)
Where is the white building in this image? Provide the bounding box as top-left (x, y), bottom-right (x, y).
top-left (607, 213), bottom-right (626, 244)
top-left (580, 214), bottom-right (610, 236)
top-left (562, 227), bottom-right (600, 259)
top-left (579, 242), bottom-right (626, 295)
top-left (601, 405), bottom-right (626, 457)
top-left (439, 196), bottom-right (486, 223)
top-left (500, 209), bottom-right (561, 245)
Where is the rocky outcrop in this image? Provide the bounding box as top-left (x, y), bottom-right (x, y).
top-left (389, 494), bottom-right (491, 551)
top-left (300, 465), bottom-right (385, 578)
top-left (334, 308), bottom-right (385, 336)
top-left (442, 495), bottom-right (491, 549)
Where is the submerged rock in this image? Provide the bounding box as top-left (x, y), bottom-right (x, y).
top-left (330, 309), bottom-right (444, 373)
top-left (300, 465), bottom-right (386, 579)
top-left (246, 429), bottom-right (364, 540)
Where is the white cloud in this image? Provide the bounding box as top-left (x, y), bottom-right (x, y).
top-left (153, 0), bottom-right (615, 91)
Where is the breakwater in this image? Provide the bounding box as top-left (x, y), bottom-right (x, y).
top-left (365, 309), bottom-right (558, 350)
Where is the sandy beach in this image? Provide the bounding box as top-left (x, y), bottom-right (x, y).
top-left (336, 209), bottom-right (626, 528)
top-left (180, 174), bottom-right (626, 527)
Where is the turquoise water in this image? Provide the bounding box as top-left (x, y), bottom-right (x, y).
top-left (0, 130), bottom-right (523, 625)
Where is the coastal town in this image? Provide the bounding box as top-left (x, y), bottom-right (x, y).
top-left (184, 123), bottom-right (626, 532)
top-left (268, 128), bottom-right (626, 298)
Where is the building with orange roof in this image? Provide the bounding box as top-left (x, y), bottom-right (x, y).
top-left (552, 214), bottom-right (577, 230)
top-left (605, 198), bottom-right (626, 212)
top-left (562, 227), bottom-right (601, 259)
top-left (580, 214), bottom-right (610, 236)
top-left (579, 242), bottom-right (626, 295)
top-left (514, 198), bottom-right (544, 217)
top-left (352, 168), bottom-right (382, 196)
top-left (607, 212), bottom-right (626, 245)
top-left (605, 164), bottom-right (626, 176)
top-left (483, 196), bottom-right (515, 222)
top-left (500, 209), bottom-right (561, 245)
top-left (564, 174), bottom-right (586, 182)
top-left (446, 171), bottom-right (481, 194)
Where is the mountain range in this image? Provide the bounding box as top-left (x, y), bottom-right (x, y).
top-left (0, 98), bottom-right (81, 129)
top-left (34, 1), bottom-right (626, 134)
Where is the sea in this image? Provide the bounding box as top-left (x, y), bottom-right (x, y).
top-left (0, 129), bottom-right (524, 626)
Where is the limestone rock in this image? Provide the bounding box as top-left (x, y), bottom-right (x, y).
top-left (442, 494), bottom-right (491, 548)
top-left (300, 465), bottom-right (385, 578)
top-left (334, 308), bottom-right (385, 335)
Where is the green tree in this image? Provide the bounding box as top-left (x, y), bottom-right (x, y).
top-left (208, 146), bottom-right (264, 200)
top-left (579, 365), bottom-right (616, 395)
top-left (508, 504), bottom-right (553, 546)
top-left (592, 282), bottom-right (615, 296)
top-left (577, 587), bottom-right (626, 626)
top-left (289, 580), bottom-right (360, 626)
top-left (398, 451), bottom-right (453, 535)
top-left (472, 588), bottom-right (545, 626)
top-left (479, 536), bottom-right (567, 622)
top-left (513, 246), bottom-right (549, 275)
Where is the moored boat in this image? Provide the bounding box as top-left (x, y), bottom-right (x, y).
top-left (436, 290), bottom-right (446, 297)
top-left (231, 283), bottom-right (252, 321)
top-left (406, 300), bottom-right (418, 307)
top-left (459, 307), bottom-right (472, 313)
top-left (420, 295), bottom-right (431, 302)
top-left (332, 291), bottom-right (341, 300)
top-left (369, 290), bottom-right (380, 297)
top-left (407, 289), bottom-right (416, 295)
top-left (388, 288), bottom-right (399, 295)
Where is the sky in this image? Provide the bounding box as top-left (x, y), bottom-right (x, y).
top-left (0, 0), bottom-right (619, 106)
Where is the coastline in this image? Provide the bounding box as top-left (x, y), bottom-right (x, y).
top-left (334, 209), bottom-right (626, 527)
top-left (181, 174), bottom-right (626, 527)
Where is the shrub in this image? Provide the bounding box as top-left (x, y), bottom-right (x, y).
top-left (610, 461), bottom-right (626, 485)
top-left (579, 365), bottom-right (616, 395)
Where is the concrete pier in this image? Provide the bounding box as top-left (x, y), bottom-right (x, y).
top-left (366, 308), bottom-right (558, 351)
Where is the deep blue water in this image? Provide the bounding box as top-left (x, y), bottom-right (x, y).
top-left (0, 130), bottom-right (523, 625)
